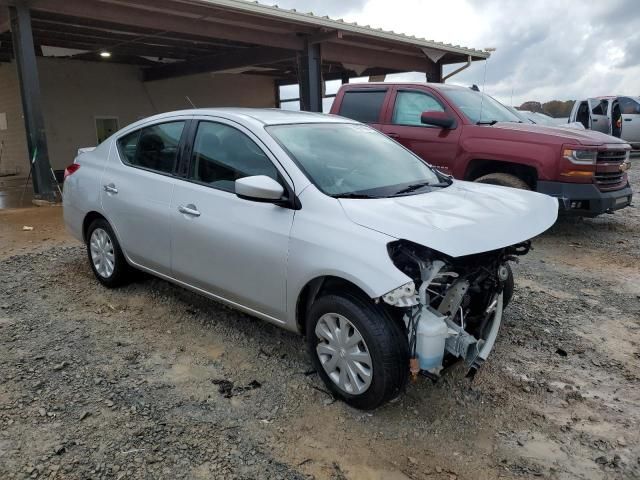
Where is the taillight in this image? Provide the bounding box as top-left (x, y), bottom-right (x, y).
top-left (64, 163), bottom-right (80, 180)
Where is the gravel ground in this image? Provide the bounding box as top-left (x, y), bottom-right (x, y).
top-left (1, 162), bottom-right (639, 479)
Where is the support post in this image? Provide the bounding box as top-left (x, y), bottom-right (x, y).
top-left (298, 40), bottom-right (322, 112)
top-left (10, 3), bottom-right (57, 202)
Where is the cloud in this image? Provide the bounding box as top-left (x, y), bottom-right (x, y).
top-left (263, 0), bottom-right (639, 104)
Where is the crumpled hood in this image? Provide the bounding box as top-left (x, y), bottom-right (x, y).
top-left (492, 122), bottom-right (629, 146)
top-left (339, 181), bottom-right (558, 257)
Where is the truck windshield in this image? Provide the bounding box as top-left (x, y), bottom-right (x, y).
top-left (445, 89), bottom-right (522, 124)
top-left (267, 123), bottom-right (447, 198)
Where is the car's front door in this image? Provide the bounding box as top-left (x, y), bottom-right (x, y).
top-left (588, 98), bottom-right (610, 133)
top-left (101, 118), bottom-right (189, 275)
top-left (379, 87), bottom-right (461, 174)
top-left (170, 119), bottom-right (295, 320)
top-left (618, 96), bottom-right (640, 143)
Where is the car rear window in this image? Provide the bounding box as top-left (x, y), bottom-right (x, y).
top-left (117, 121), bottom-right (185, 174)
top-left (338, 90), bottom-right (386, 123)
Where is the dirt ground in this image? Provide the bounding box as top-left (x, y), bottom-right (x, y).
top-left (1, 165), bottom-right (639, 480)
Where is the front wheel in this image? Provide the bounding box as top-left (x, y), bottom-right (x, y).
top-left (474, 173), bottom-right (531, 190)
top-left (306, 294), bottom-right (408, 410)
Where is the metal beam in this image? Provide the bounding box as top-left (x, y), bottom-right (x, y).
top-left (10, 3), bottom-right (57, 201)
top-left (143, 46), bottom-right (297, 82)
top-left (297, 40), bottom-right (322, 112)
top-left (20, 0), bottom-right (305, 50)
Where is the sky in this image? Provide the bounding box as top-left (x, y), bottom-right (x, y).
top-left (269, 0), bottom-right (640, 106)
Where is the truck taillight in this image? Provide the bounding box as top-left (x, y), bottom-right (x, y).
top-left (64, 163), bottom-right (80, 179)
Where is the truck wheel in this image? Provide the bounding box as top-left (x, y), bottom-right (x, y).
top-left (86, 218), bottom-right (132, 288)
top-left (306, 293), bottom-right (409, 410)
top-left (475, 173), bottom-right (530, 190)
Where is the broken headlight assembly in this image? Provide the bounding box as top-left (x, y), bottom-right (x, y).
top-left (384, 239), bottom-right (530, 378)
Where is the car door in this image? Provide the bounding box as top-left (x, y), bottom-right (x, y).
top-left (379, 87), bottom-right (460, 174)
top-left (101, 117), bottom-right (190, 275)
top-left (618, 96), bottom-right (640, 143)
top-left (170, 118), bottom-right (295, 320)
top-left (588, 98), bottom-right (610, 133)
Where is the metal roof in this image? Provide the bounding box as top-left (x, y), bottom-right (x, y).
top-left (197, 0), bottom-right (489, 60)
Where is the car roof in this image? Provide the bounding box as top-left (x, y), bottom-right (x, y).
top-left (139, 108), bottom-right (354, 126)
top-left (340, 81), bottom-right (470, 92)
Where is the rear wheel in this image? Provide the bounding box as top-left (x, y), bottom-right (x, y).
top-left (475, 173), bottom-right (530, 190)
top-left (306, 294), bottom-right (409, 410)
top-left (86, 218), bottom-right (132, 288)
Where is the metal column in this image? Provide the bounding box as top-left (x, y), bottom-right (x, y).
top-left (298, 40), bottom-right (322, 112)
top-left (10, 3), bottom-right (57, 202)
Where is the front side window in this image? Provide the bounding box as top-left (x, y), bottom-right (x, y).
top-left (619, 97), bottom-right (640, 115)
top-left (268, 123), bottom-right (444, 198)
top-left (392, 91), bottom-right (445, 126)
top-left (338, 90), bottom-right (387, 123)
top-left (591, 100), bottom-right (607, 116)
top-left (187, 121), bottom-right (278, 193)
top-left (117, 121), bottom-right (185, 174)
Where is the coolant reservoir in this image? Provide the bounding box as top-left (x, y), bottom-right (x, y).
top-left (416, 308), bottom-right (449, 372)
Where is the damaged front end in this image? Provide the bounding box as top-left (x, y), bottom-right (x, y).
top-left (384, 239), bottom-right (530, 379)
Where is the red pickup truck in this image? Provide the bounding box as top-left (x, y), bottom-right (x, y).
top-left (330, 83), bottom-right (633, 216)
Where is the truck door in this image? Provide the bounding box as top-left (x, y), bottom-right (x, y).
top-left (379, 87), bottom-right (460, 174)
top-left (617, 96), bottom-right (640, 144)
top-left (588, 98), bottom-right (610, 133)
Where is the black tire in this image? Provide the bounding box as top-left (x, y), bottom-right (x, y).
top-left (306, 293), bottom-right (409, 410)
top-left (475, 173), bottom-right (530, 190)
top-left (86, 218), bottom-right (132, 288)
top-left (503, 263), bottom-right (514, 308)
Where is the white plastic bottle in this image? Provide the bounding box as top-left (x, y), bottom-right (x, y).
top-left (416, 308), bottom-right (449, 373)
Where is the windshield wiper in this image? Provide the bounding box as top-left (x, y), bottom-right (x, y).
top-left (332, 193), bottom-right (381, 199)
top-left (392, 180), bottom-right (449, 196)
top-left (476, 120), bottom-right (499, 125)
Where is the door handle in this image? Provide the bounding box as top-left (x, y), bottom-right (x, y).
top-left (178, 204), bottom-right (201, 217)
top-left (624, 118), bottom-right (632, 122)
top-left (592, 119), bottom-right (598, 122)
top-left (103, 184), bottom-right (118, 194)
top-left (386, 132), bottom-right (400, 138)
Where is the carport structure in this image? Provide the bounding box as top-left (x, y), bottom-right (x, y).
top-left (0, 0), bottom-right (488, 201)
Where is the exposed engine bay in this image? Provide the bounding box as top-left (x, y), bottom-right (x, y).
top-left (384, 239), bottom-right (531, 378)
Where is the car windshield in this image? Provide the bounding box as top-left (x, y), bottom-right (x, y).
top-left (445, 88), bottom-right (522, 124)
top-left (267, 123), bottom-right (446, 198)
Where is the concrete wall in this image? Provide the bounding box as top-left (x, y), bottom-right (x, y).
top-left (0, 57), bottom-right (277, 174)
top-left (0, 63), bottom-right (29, 176)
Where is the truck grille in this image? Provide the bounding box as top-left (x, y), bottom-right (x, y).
top-left (597, 150), bottom-right (627, 163)
top-left (594, 171), bottom-right (624, 186)
top-left (595, 149), bottom-right (627, 191)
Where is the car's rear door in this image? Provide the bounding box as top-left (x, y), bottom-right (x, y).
top-left (379, 86), bottom-right (461, 174)
top-left (588, 98), bottom-right (610, 133)
top-left (101, 117), bottom-right (190, 275)
top-left (618, 96), bottom-right (640, 143)
top-left (170, 117), bottom-right (295, 320)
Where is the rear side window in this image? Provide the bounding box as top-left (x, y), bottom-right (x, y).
top-left (117, 121), bottom-right (185, 174)
top-left (392, 91), bottom-right (444, 126)
top-left (338, 90), bottom-right (386, 123)
top-left (187, 121), bottom-right (278, 193)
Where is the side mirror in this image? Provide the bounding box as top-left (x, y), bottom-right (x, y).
top-left (235, 175), bottom-right (285, 202)
top-left (421, 111), bottom-right (456, 129)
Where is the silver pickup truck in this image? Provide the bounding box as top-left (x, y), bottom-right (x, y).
top-left (569, 96), bottom-right (640, 150)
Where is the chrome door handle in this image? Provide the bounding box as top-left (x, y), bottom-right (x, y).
top-left (178, 204), bottom-right (201, 217)
top-left (103, 184), bottom-right (118, 194)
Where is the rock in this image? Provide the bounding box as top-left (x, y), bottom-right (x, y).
top-left (436, 466), bottom-right (443, 473)
top-left (617, 437), bottom-right (627, 447)
top-left (595, 456), bottom-right (608, 465)
top-left (407, 456), bottom-right (417, 465)
top-left (53, 445), bottom-right (65, 455)
top-left (38, 408), bottom-right (46, 417)
top-left (52, 361), bottom-right (68, 371)
top-left (80, 411), bottom-right (91, 421)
